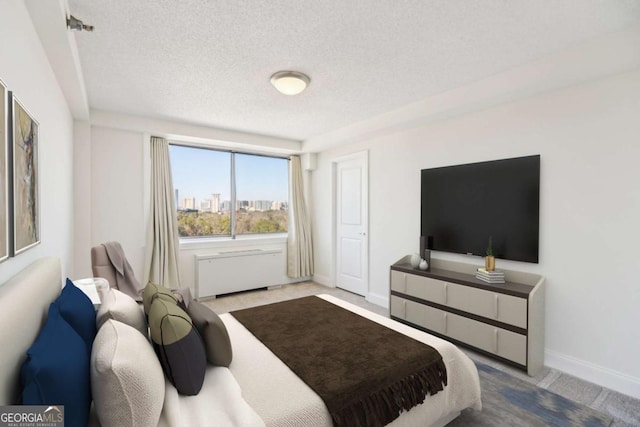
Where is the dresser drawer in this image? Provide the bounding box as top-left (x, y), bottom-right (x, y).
top-left (390, 270), bottom-right (407, 293)
top-left (406, 299), bottom-right (446, 335)
top-left (446, 311), bottom-right (495, 354)
top-left (496, 327), bottom-right (528, 365)
top-left (391, 270), bottom-right (446, 304)
top-left (446, 312), bottom-right (527, 365)
top-left (446, 282), bottom-right (527, 328)
top-left (391, 296), bottom-right (447, 335)
top-left (406, 274), bottom-right (446, 305)
top-left (390, 295), bottom-right (406, 319)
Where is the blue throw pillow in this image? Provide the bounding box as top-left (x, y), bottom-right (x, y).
top-left (21, 303), bottom-right (91, 427)
top-left (55, 278), bottom-right (96, 352)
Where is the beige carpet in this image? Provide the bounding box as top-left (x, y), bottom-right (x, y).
top-left (201, 281), bottom-right (388, 317)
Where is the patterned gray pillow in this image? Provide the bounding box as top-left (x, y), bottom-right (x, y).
top-left (148, 298), bottom-right (206, 395)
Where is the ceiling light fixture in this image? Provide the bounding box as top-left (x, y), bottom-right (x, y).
top-left (67, 15), bottom-right (94, 32)
top-left (270, 71), bottom-right (310, 96)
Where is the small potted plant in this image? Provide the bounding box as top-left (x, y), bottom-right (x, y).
top-left (485, 236), bottom-right (495, 272)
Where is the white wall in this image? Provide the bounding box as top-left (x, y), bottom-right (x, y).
top-left (73, 120), bottom-right (92, 278)
top-left (88, 126), bottom-right (146, 280)
top-left (0, 0), bottom-right (74, 284)
top-left (311, 69), bottom-right (640, 398)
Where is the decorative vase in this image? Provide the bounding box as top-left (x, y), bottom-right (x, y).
top-left (410, 253), bottom-right (421, 268)
top-left (419, 259), bottom-right (429, 271)
top-left (485, 256), bottom-right (495, 272)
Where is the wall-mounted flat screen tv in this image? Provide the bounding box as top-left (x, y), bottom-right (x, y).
top-left (421, 155), bottom-right (540, 263)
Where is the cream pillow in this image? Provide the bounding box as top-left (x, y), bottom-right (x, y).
top-left (97, 288), bottom-right (147, 336)
top-left (91, 319), bottom-right (164, 427)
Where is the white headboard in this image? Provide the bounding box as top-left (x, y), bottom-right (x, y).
top-left (0, 257), bottom-right (61, 404)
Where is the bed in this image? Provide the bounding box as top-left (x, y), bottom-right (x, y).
top-left (0, 257), bottom-right (481, 426)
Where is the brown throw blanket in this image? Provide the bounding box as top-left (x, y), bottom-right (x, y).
top-left (231, 296), bottom-right (447, 427)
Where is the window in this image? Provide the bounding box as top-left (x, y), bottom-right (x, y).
top-left (169, 144), bottom-right (288, 238)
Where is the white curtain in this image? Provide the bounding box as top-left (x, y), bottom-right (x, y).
top-left (144, 136), bottom-right (181, 287)
top-left (287, 155), bottom-right (314, 278)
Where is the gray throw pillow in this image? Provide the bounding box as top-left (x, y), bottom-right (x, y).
top-left (187, 301), bottom-right (233, 367)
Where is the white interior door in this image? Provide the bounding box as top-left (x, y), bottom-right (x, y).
top-left (335, 152), bottom-right (368, 296)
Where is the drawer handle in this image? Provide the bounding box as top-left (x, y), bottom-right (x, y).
top-left (494, 294), bottom-right (499, 319)
top-left (494, 328), bottom-right (499, 353)
top-left (444, 282), bottom-right (448, 305)
top-left (444, 312), bottom-right (448, 334)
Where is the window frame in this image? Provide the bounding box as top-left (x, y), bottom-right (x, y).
top-left (169, 142), bottom-right (290, 240)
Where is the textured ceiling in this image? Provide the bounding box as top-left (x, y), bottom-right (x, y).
top-left (68, 0), bottom-right (640, 142)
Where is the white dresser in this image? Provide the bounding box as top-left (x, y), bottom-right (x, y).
top-left (390, 257), bottom-right (545, 376)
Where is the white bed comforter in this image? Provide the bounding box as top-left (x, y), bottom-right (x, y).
top-left (225, 294), bottom-right (482, 427)
top-left (159, 366), bottom-right (265, 427)
top-left (156, 294), bottom-right (481, 427)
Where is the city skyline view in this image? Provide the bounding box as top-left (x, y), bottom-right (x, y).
top-left (169, 144), bottom-right (289, 208)
top-left (176, 192), bottom-right (287, 212)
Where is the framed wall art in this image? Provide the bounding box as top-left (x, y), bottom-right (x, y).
top-left (0, 79), bottom-right (8, 262)
top-left (12, 95), bottom-right (39, 255)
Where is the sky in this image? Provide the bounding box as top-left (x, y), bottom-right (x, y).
top-left (169, 145), bottom-right (289, 205)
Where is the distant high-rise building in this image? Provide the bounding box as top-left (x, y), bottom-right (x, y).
top-left (220, 201), bottom-right (231, 212)
top-left (211, 193), bottom-right (221, 213)
top-left (255, 200), bottom-right (272, 211)
top-left (181, 196), bottom-right (196, 210)
top-left (199, 194), bottom-right (221, 213)
top-left (272, 200), bottom-right (288, 211)
top-left (200, 199), bottom-right (212, 212)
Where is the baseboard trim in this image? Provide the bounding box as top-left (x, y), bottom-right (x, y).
top-left (545, 349), bottom-right (640, 399)
top-left (366, 292), bottom-right (388, 308)
top-left (281, 276), bottom-right (310, 285)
